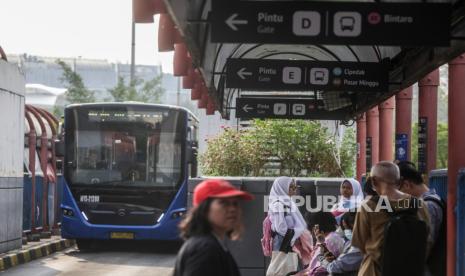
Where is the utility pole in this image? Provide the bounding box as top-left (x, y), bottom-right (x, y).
top-left (130, 15), bottom-right (136, 86)
top-left (176, 77), bottom-right (181, 106)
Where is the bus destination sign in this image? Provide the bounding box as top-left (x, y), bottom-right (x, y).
top-left (211, 2), bottom-right (451, 46)
top-left (227, 58), bottom-right (389, 92)
top-left (236, 97), bottom-right (346, 120)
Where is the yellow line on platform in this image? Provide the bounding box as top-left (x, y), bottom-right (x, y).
top-left (22, 251), bottom-right (31, 262)
top-left (10, 255), bottom-right (18, 267)
top-left (34, 248), bottom-right (43, 258)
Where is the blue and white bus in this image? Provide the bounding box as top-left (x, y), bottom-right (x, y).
top-left (57, 103), bottom-right (198, 249)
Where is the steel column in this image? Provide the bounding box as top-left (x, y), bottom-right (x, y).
top-left (418, 69), bottom-right (439, 174)
top-left (448, 55), bottom-right (465, 276)
top-left (395, 87), bottom-right (413, 161)
top-left (366, 107), bottom-right (379, 171)
top-left (24, 111), bottom-right (37, 232)
top-left (379, 97), bottom-right (395, 161)
top-left (356, 113), bottom-right (366, 182)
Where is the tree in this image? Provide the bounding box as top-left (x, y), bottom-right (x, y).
top-left (52, 105), bottom-right (64, 118)
top-left (340, 128), bottom-right (356, 177)
top-left (200, 128), bottom-right (253, 176)
top-left (138, 74), bottom-right (164, 103)
top-left (200, 120), bottom-right (355, 177)
top-left (56, 59), bottom-right (95, 103)
top-left (108, 75), bottom-right (164, 103)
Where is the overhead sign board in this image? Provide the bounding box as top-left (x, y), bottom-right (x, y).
top-left (395, 133), bottom-right (409, 161)
top-left (227, 58), bottom-right (389, 92)
top-left (418, 117), bottom-right (428, 174)
top-left (211, 2), bottom-right (451, 46)
top-left (236, 97), bottom-right (346, 120)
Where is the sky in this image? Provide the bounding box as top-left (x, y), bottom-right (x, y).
top-left (0, 0), bottom-right (174, 73)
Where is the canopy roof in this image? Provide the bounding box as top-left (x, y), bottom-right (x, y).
top-left (164, 0), bottom-right (465, 121)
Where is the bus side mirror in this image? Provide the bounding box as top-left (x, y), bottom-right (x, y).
top-left (187, 141), bottom-right (198, 164)
top-left (55, 139), bottom-right (65, 158)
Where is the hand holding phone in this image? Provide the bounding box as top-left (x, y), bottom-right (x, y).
top-left (313, 224), bottom-right (325, 244)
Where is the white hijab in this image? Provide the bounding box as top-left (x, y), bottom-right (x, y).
top-left (333, 178), bottom-right (364, 211)
top-left (268, 176), bottom-right (307, 244)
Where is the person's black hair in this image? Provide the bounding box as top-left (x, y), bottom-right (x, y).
top-left (179, 198), bottom-right (213, 239)
top-left (397, 160), bottom-right (423, 185)
top-left (305, 211), bottom-right (337, 234)
top-left (340, 211), bottom-right (357, 230)
top-left (364, 176), bottom-right (378, 196)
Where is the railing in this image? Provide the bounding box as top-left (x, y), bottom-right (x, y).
top-left (457, 169), bottom-right (465, 276)
top-left (23, 105), bottom-right (63, 240)
top-left (429, 169), bottom-right (448, 200)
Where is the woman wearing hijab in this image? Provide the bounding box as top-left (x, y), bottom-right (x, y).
top-left (266, 176), bottom-right (308, 276)
top-left (331, 179), bottom-right (364, 222)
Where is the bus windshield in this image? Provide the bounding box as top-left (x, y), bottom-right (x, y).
top-left (69, 107), bottom-right (185, 188)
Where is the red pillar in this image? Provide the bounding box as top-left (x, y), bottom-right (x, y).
top-left (183, 67), bottom-right (195, 89)
top-left (418, 69), bottom-right (439, 174)
top-left (133, 0), bottom-right (155, 23)
top-left (366, 107), bottom-right (379, 171)
top-left (395, 87), bottom-right (413, 161)
top-left (379, 97), bottom-right (395, 161)
top-left (356, 113), bottom-right (366, 182)
top-left (158, 14), bottom-right (175, 52)
top-left (448, 55), bottom-right (465, 276)
top-left (173, 43), bottom-right (189, 76)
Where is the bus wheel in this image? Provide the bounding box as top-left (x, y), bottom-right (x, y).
top-left (76, 239), bottom-right (93, 251)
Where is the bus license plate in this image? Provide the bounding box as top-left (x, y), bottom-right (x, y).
top-left (110, 232), bottom-right (134, 239)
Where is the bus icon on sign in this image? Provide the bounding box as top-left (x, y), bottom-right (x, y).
top-left (340, 16), bottom-right (356, 31)
top-left (334, 12), bottom-right (362, 37)
top-left (310, 68), bottom-right (329, 85)
top-left (292, 104), bottom-right (305, 116)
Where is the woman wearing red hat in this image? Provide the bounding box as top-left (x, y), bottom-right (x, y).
top-left (173, 179), bottom-right (254, 276)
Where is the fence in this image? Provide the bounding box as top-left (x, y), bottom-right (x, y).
top-left (23, 105), bottom-right (63, 240)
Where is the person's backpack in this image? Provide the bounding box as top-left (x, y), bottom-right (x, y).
top-left (261, 201), bottom-right (291, 256)
top-left (377, 196), bottom-right (428, 276)
top-left (423, 195), bottom-right (447, 276)
top-left (261, 214), bottom-right (273, 256)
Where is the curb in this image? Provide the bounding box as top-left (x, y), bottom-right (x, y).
top-left (0, 239), bottom-right (75, 271)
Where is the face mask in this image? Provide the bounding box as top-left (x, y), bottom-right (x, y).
top-left (344, 229), bottom-right (353, 241)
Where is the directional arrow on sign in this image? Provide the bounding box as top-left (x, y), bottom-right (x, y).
top-left (242, 104), bottom-right (253, 113)
top-left (237, 67), bottom-right (253, 80)
top-left (225, 13), bottom-right (248, 31)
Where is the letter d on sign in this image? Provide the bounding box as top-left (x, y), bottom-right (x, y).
top-left (293, 11), bottom-right (321, 36)
top-left (302, 18), bottom-right (312, 29)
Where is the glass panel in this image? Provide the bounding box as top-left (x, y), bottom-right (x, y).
top-left (70, 107), bottom-right (184, 188)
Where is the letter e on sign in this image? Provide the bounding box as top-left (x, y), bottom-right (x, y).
top-left (283, 67), bottom-right (302, 84)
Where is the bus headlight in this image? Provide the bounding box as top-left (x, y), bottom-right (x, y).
top-left (171, 211), bottom-right (185, 219)
top-left (62, 208), bottom-right (74, 217)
